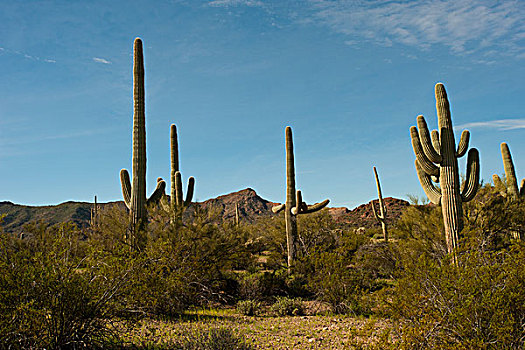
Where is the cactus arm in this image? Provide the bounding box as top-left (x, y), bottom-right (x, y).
top-left (175, 171), bottom-right (183, 207)
top-left (417, 115), bottom-right (442, 163)
top-left (461, 148), bottom-right (480, 202)
top-left (411, 126), bottom-right (440, 176)
top-left (292, 190), bottom-right (329, 215)
top-left (120, 169), bottom-right (132, 209)
top-left (456, 130), bottom-right (470, 157)
top-left (371, 200), bottom-right (381, 220)
top-left (147, 177), bottom-right (166, 205)
top-left (501, 143), bottom-right (519, 199)
top-left (184, 176), bottom-right (195, 207)
top-left (520, 179), bottom-right (525, 197)
top-left (272, 203), bottom-right (286, 213)
top-left (431, 130), bottom-right (441, 155)
top-left (415, 160), bottom-right (442, 205)
top-left (300, 200), bottom-right (330, 214)
top-left (291, 190), bottom-right (304, 215)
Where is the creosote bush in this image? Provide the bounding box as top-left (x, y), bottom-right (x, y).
top-left (236, 299), bottom-right (262, 316)
top-left (270, 296), bottom-right (304, 316)
top-left (0, 222), bottom-right (123, 349)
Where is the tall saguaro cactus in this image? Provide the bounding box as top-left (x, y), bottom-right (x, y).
top-left (410, 83), bottom-right (480, 255)
top-left (120, 38), bottom-right (165, 248)
top-left (371, 167), bottom-right (388, 242)
top-left (273, 126), bottom-right (330, 267)
top-left (492, 143), bottom-right (524, 200)
top-left (168, 124), bottom-right (195, 220)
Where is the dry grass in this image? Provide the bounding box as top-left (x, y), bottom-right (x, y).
top-left (120, 306), bottom-right (392, 349)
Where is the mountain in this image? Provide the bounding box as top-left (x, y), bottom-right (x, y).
top-left (0, 189), bottom-right (410, 233)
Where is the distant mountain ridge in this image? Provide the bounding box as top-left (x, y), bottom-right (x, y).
top-left (0, 189), bottom-right (410, 233)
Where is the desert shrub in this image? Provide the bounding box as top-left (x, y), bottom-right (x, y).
top-left (237, 271), bottom-right (287, 301)
top-left (0, 223), bottom-right (122, 349)
top-left (463, 183), bottom-right (525, 249)
top-left (236, 299), bottom-right (262, 316)
top-left (393, 203), bottom-right (447, 264)
top-left (94, 204), bottom-right (255, 317)
top-left (270, 296), bottom-right (304, 316)
top-left (389, 242), bottom-right (525, 349)
top-left (306, 250), bottom-right (368, 315)
top-left (176, 328), bottom-right (252, 350)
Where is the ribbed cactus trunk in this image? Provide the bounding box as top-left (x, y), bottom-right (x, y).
top-left (285, 126), bottom-right (298, 268)
top-left (411, 83), bottom-right (480, 258)
top-left (500, 143), bottom-right (520, 199)
top-left (168, 124), bottom-right (194, 222)
top-left (272, 126), bottom-right (329, 268)
top-left (171, 124), bottom-right (180, 208)
top-left (130, 38), bottom-right (147, 232)
top-left (120, 38), bottom-right (166, 250)
top-left (435, 85), bottom-right (462, 253)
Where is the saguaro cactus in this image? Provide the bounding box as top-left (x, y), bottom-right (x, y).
top-left (235, 202), bottom-right (240, 226)
top-left (371, 167), bottom-right (388, 242)
top-left (273, 126), bottom-right (330, 267)
top-left (167, 124), bottom-right (195, 220)
top-left (410, 83), bottom-right (480, 255)
top-left (120, 38), bottom-right (166, 247)
top-left (492, 143), bottom-right (524, 200)
top-left (90, 195), bottom-right (99, 230)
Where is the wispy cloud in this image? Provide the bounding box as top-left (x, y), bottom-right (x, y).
top-left (208, 0), bottom-right (264, 7)
top-left (455, 119), bottom-right (525, 130)
top-left (0, 46), bottom-right (56, 63)
top-left (307, 0), bottom-right (525, 58)
top-left (92, 57), bottom-right (112, 64)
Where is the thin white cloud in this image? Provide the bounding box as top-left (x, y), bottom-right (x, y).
top-left (307, 0), bottom-right (525, 59)
top-left (0, 46), bottom-right (56, 63)
top-left (208, 0), bottom-right (264, 7)
top-left (93, 57), bottom-right (112, 64)
top-left (455, 119), bottom-right (525, 131)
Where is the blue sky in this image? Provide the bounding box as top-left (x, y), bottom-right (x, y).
top-left (0, 0), bottom-right (524, 209)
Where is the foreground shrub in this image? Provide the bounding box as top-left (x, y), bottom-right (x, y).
top-left (270, 296), bottom-right (304, 316)
top-left (0, 223), bottom-right (122, 349)
top-left (389, 243), bottom-right (525, 349)
top-left (236, 299), bottom-right (262, 316)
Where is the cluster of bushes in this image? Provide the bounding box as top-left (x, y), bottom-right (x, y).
top-left (1, 183), bottom-right (525, 348)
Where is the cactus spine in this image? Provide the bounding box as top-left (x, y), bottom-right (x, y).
top-left (120, 38), bottom-right (165, 248)
top-left (168, 124), bottom-right (195, 220)
top-left (371, 167), bottom-right (388, 242)
top-left (410, 83), bottom-right (480, 255)
top-left (492, 143), bottom-right (524, 200)
top-left (273, 126), bottom-right (330, 267)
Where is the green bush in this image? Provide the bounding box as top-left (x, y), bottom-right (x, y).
top-left (389, 243), bottom-right (525, 349)
top-left (236, 299), bottom-right (262, 316)
top-left (270, 296), bottom-right (304, 316)
top-left (0, 223), bottom-right (122, 349)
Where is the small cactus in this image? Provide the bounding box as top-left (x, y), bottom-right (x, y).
top-left (235, 202), bottom-right (240, 226)
top-left (492, 143), bottom-right (524, 200)
top-left (90, 195), bottom-right (99, 230)
top-left (410, 83), bottom-right (480, 256)
top-left (163, 124), bottom-right (195, 222)
top-left (273, 126), bottom-right (329, 268)
top-left (120, 38), bottom-right (166, 249)
top-left (371, 167), bottom-right (388, 241)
